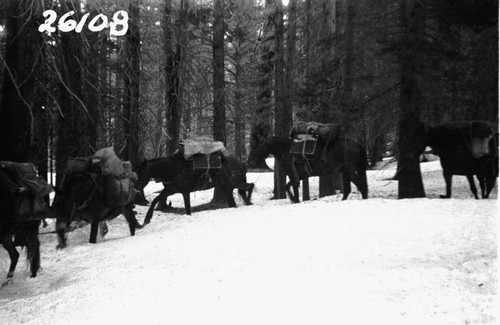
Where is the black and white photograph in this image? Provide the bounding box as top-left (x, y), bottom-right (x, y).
top-left (0, 0), bottom-right (498, 324)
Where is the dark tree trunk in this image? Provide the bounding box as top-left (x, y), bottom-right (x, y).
top-left (340, 0), bottom-right (356, 134)
top-left (397, 0), bottom-right (426, 198)
top-left (55, 0), bottom-right (92, 188)
top-left (273, 0), bottom-right (287, 199)
top-left (247, 0), bottom-right (274, 169)
top-left (302, 0), bottom-right (312, 200)
top-left (123, 0), bottom-right (141, 167)
top-left (212, 0), bottom-right (228, 204)
top-left (164, 0), bottom-right (183, 156)
top-left (212, 0), bottom-right (226, 145)
top-left (234, 48), bottom-right (246, 162)
top-left (0, 0), bottom-right (45, 163)
top-left (317, 0), bottom-right (339, 198)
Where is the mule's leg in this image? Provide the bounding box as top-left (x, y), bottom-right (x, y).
top-left (440, 172), bottom-right (452, 198)
top-left (466, 174), bottom-right (479, 199)
top-left (144, 189), bottom-right (170, 224)
top-left (156, 193), bottom-right (171, 211)
top-left (2, 237), bottom-right (19, 283)
top-left (247, 183), bottom-right (255, 204)
top-left (355, 170), bottom-right (369, 199)
top-left (55, 220), bottom-right (68, 249)
top-left (341, 172), bottom-right (352, 201)
top-left (224, 185), bottom-right (237, 208)
top-left (485, 174), bottom-right (496, 198)
top-left (285, 181), bottom-right (299, 203)
top-left (238, 183), bottom-right (254, 205)
top-left (477, 174), bottom-right (487, 198)
top-left (237, 189), bottom-right (247, 204)
top-left (182, 192), bottom-right (192, 215)
top-left (89, 220), bottom-right (99, 244)
top-left (123, 204), bottom-right (141, 236)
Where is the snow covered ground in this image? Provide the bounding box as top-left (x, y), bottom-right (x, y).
top-left (0, 160), bottom-right (497, 325)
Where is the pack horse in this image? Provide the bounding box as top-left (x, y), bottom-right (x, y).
top-left (136, 138), bottom-right (254, 222)
top-left (0, 161), bottom-right (52, 285)
top-left (264, 121), bottom-right (369, 203)
top-left (423, 121), bottom-right (498, 199)
top-left (52, 147), bottom-right (144, 248)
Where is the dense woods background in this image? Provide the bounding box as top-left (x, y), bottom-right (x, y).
top-left (0, 0), bottom-right (498, 198)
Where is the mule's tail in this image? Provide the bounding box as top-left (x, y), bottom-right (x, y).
top-left (26, 236), bottom-right (41, 278)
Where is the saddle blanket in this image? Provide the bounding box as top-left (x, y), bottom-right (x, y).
top-left (181, 137), bottom-right (228, 160)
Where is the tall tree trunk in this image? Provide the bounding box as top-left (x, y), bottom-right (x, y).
top-left (340, 0), bottom-right (355, 135)
top-left (272, 0), bottom-right (287, 199)
top-left (277, 0), bottom-right (298, 200)
top-left (164, 0), bottom-right (182, 156)
top-left (397, 0), bottom-right (426, 198)
top-left (84, 6), bottom-right (101, 152)
top-left (123, 0), bottom-right (141, 167)
top-left (213, 0), bottom-right (226, 145)
top-left (318, 0), bottom-right (339, 198)
top-left (212, 0), bottom-right (227, 204)
top-left (302, 0), bottom-right (312, 200)
top-left (0, 0), bottom-right (45, 163)
top-left (304, 0), bottom-right (312, 71)
top-left (55, 0), bottom-right (92, 187)
top-left (234, 47), bottom-right (246, 162)
top-left (285, 0), bottom-right (296, 136)
top-left (247, 0), bottom-right (274, 169)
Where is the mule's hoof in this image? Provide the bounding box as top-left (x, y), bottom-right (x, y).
top-left (439, 195), bottom-right (450, 199)
top-left (56, 243), bottom-right (66, 250)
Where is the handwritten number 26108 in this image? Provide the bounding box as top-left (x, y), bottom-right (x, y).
top-left (38, 10), bottom-right (129, 36)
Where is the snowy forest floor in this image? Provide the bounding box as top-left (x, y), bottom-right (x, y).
top-left (0, 160), bottom-right (497, 325)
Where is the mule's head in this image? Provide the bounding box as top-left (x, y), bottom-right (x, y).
top-left (134, 159), bottom-right (150, 193)
top-left (264, 136), bottom-right (292, 160)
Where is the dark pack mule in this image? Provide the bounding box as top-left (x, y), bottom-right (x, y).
top-left (1, 162), bottom-right (52, 286)
top-left (0, 190), bottom-right (42, 286)
top-left (52, 173), bottom-right (143, 249)
top-left (424, 121), bottom-right (498, 199)
top-left (264, 136), bottom-right (368, 203)
top-left (136, 154), bottom-right (254, 222)
top-left (1, 216), bottom-right (41, 287)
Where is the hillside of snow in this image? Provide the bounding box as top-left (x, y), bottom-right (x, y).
top-left (0, 160), bottom-right (497, 325)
